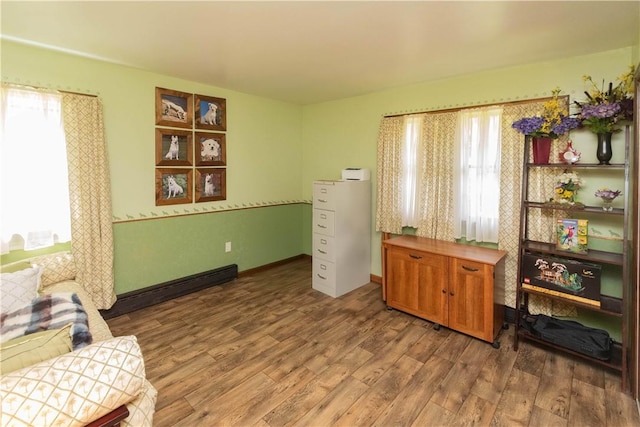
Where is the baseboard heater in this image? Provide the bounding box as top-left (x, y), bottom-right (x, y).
top-left (100, 264), bottom-right (238, 319)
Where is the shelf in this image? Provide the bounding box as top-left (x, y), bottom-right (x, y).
top-left (522, 240), bottom-right (623, 265)
top-left (517, 329), bottom-right (623, 372)
top-left (518, 284), bottom-right (623, 317)
top-left (526, 162), bottom-right (626, 169)
top-left (524, 201), bottom-right (624, 215)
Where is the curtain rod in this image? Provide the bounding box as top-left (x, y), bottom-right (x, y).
top-left (1, 81), bottom-right (98, 98)
top-left (384, 95), bottom-right (563, 118)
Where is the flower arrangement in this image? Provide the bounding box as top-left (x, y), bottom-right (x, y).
top-left (594, 188), bottom-right (621, 201)
top-left (512, 88), bottom-right (581, 138)
top-left (555, 171), bottom-right (584, 204)
top-left (575, 65), bottom-right (635, 134)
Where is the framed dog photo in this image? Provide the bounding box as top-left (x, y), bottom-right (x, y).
top-left (195, 94), bottom-right (226, 131)
top-left (195, 168), bottom-right (226, 202)
top-left (195, 132), bottom-right (226, 166)
top-left (155, 129), bottom-right (193, 166)
top-left (155, 87), bottom-right (193, 128)
top-left (155, 168), bottom-right (193, 206)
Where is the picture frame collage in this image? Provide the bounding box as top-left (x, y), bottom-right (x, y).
top-left (154, 87), bottom-right (227, 206)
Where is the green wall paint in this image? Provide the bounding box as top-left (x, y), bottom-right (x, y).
top-left (2, 40), bottom-right (306, 292)
top-left (2, 39), bottom-right (636, 294)
top-left (300, 47), bottom-right (635, 277)
top-left (113, 204), bottom-right (304, 294)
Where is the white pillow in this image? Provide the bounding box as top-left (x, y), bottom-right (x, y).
top-left (0, 266), bottom-right (43, 314)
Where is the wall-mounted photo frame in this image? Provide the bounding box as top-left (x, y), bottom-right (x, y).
top-left (155, 129), bottom-right (193, 166)
top-left (195, 94), bottom-right (226, 131)
top-left (155, 87), bottom-right (193, 128)
top-left (195, 132), bottom-right (226, 166)
top-left (155, 168), bottom-right (193, 206)
top-left (195, 168), bottom-right (226, 202)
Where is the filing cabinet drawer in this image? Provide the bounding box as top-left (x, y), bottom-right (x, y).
top-left (312, 258), bottom-right (336, 289)
top-left (313, 209), bottom-right (335, 236)
top-left (313, 234), bottom-right (336, 262)
top-left (313, 183), bottom-right (336, 211)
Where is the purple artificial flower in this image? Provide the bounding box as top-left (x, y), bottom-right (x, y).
top-left (580, 103), bottom-right (621, 119)
top-left (551, 117), bottom-right (581, 136)
top-left (594, 188), bottom-right (622, 200)
top-left (512, 116), bottom-right (545, 135)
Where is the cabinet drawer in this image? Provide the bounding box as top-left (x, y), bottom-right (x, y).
top-left (313, 183), bottom-right (336, 211)
top-left (313, 234), bottom-right (335, 261)
top-left (451, 258), bottom-right (488, 277)
top-left (313, 209), bottom-right (335, 236)
top-left (312, 258), bottom-right (336, 287)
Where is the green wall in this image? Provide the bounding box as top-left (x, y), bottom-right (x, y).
top-left (1, 40), bottom-right (305, 293)
top-left (300, 47), bottom-right (636, 277)
top-left (2, 39), bottom-right (637, 293)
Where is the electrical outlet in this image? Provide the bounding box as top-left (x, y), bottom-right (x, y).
top-left (225, 241), bottom-right (232, 252)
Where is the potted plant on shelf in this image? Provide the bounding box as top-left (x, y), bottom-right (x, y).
top-left (574, 65), bottom-right (635, 165)
top-left (512, 88), bottom-right (580, 164)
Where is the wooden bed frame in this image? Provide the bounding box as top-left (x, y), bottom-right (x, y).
top-left (86, 405), bottom-right (129, 427)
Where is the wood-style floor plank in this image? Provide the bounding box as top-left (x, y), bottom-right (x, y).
top-left (105, 258), bottom-right (640, 427)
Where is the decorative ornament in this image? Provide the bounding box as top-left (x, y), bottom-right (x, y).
top-left (559, 140), bottom-right (580, 164)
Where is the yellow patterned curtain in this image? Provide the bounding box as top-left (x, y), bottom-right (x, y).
top-left (376, 116), bottom-right (405, 234)
top-left (62, 94), bottom-right (116, 309)
top-left (501, 100), bottom-right (576, 316)
top-left (415, 112), bottom-right (456, 240)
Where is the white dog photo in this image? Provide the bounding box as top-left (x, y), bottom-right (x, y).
top-left (166, 175), bottom-right (184, 198)
top-left (201, 138), bottom-right (221, 161)
top-left (204, 173), bottom-right (215, 196)
top-left (201, 102), bottom-right (219, 125)
top-left (165, 135), bottom-right (180, 160)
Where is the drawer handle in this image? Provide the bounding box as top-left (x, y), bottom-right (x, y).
top-left (321, 188), bottom-right (327, 194)
top-left (320, 239), bottom-right (327, 244)
top-left (409, 254), bottom-right (422, 260)
top-left (318, 199), bottom-right (327, 203)
top-left (450, 291), bottom-right (455, 296)
top-left (318, 249), bottom-right (327, 254)
top-left (462, 265), bottom-right (479, 272)
top-left (320, 213), bottom-right (327, 219)
top-left (317, 224), bottom-right (327, 228)
top-left (317, 274), bottom-right (327, 280)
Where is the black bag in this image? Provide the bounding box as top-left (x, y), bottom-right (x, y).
top-left (528, 314), bottom-right (612, 360)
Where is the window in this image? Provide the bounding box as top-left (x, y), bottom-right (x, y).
top-left (396, 107), bottom-right (502, 242)
top-left (453, 106), bottom-right (502, 243)
top-left (1, 87), bottom-right (71, 253)
top-left (401, 115), bottom-right (423, 227)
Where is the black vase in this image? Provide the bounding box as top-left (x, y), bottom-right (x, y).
top-left (596, 132), bottom-right (613, 165)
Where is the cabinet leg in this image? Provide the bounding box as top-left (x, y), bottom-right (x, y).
top-left (433, 324), bottom-right (441, 331)
top-left (492, 340), bottom-right (501, 349)
top-left (502, 323), bottom-right (509, 330)
top-left (386, 306), bottom-right (393, 311)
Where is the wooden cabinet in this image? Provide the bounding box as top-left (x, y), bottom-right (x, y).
top-left (383, 235), bottom-right (507, 346)
top-left (312, 180), bottom-right (371, 297)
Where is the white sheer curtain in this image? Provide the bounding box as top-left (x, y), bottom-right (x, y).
top-left (0, 87), bottom-right (71, 252)
top-left (453, 106), bottom-right (502, 243)
top-left (401, 115), bottom-right (424, 227)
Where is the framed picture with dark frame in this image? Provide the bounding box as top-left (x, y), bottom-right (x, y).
top-left (195, 168), bottom-right (226, 202)
top-left (195, 132), bottom-right (226, 166)
top-left (155, 87), bottom-right (193, 128)
top-left (155, 168), bottom-right (193, 206)
top-left (155, 129), bottom-right (193, 166)
top-left (195, 94), bottom-right (226, 131)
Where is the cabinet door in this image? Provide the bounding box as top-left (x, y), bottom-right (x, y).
top-left (386, 247), bottom-right (448, 325)
top-left (449, 258), bottom-right (494, 342)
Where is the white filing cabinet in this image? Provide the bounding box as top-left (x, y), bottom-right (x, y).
top-left (312, 179), bottom-right (371, 297)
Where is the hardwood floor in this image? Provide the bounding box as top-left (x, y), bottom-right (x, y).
top-left (107, 258), bottom-right (640, 427)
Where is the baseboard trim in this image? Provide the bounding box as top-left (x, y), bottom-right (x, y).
top-left (101, 264), bottom-right (238, 319)
top-left (238, 254), bottom-right (310, 278)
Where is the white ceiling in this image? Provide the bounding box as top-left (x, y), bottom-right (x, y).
top-left (2, 1), bottom-right (638, 105)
